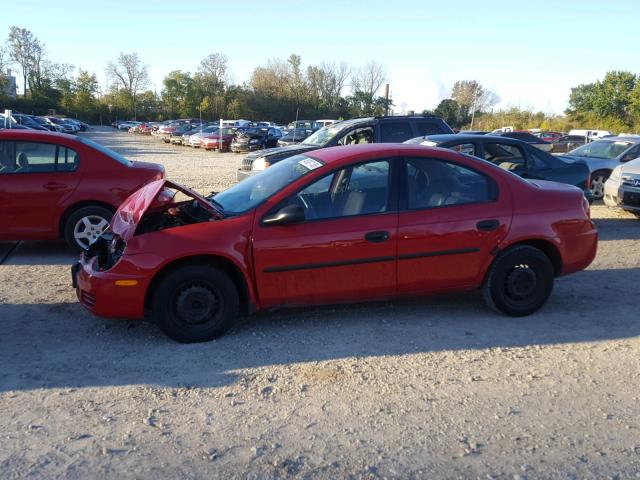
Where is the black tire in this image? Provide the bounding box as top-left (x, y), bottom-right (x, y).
top-left (482, 245), bottom-right (555, 317)
top-left (590, 170), bottom-right (609, 200)
top-left (63, 205), bottom-right (113, 251)
top-left (152, 265), bottom-right (239, 343)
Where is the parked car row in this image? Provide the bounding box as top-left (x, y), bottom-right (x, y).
top-left (1, 112), bottom-right (89, 133)
top-left (121, 117), bottom-right (332, 152)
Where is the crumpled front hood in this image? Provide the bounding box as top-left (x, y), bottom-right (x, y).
top-left (111, 180), bottom-right (216, 240)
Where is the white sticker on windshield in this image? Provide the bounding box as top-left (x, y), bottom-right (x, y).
top-left (298, 158), bottom-right (323, 171)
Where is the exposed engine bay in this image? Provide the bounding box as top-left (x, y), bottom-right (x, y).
top-left (84, 182), bottom-right (221, 271)
top-left (135, 198), bottom-right (216, 235)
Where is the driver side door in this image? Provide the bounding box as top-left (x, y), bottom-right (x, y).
top-left (252, 159), bottom-right (398, 307)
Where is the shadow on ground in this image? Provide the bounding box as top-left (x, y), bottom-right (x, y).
top-left (1, 267), bottom-right (638, 393)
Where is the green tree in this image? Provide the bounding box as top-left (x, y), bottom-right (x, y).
top-left (7, 26), bottom-right (39, 97)
top-left (593, 71), bottom-right (636, 120)
top-left (433, 99), bottom-right (467, 129)
top-left (106, 52), bottom-right (150, 119)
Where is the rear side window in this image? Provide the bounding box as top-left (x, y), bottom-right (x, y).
top-left (379, 122), bottom-right (414, 142)
top-left (449, 143), bottom-right (476, 156)
top-left (0, 141), bottom-right (79, 174)
top-left (527, 148), bottom-right (552, 169)
top-left (404, 157), bottom-right (495, 209)
top-left (483, 142), bottom-right (525, 167)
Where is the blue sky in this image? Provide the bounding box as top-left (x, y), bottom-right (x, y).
top-left (2, 0), bottom-right (639, 114)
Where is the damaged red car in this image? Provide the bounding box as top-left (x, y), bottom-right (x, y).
top-left (73, 144), bottom-right (598, 343)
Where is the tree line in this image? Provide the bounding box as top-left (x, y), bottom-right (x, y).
top-left (0, 26), bottom-right (392, 123)
top-left (1, 25), bottom-right (639, 133)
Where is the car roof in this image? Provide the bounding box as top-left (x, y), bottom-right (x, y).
top-left (424, 133), bottom-right (536, 146)
top-left (306, 143), bottom-right (472, 168)
top-left (0, 129), bottom-right (78, 141)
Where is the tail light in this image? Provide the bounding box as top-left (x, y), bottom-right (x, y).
top-left (582, 196), bottom-right (591, 218)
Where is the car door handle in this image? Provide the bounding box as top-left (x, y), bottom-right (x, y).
top-left (43, 182), bottom-right (67, 191)
top-left (476, 220), bottom-right (500, 232)
top-left (365, 231), bottom-right (389, 243)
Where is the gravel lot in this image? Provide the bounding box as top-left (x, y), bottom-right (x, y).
top-left (1, 127), bottom-right (639, 479)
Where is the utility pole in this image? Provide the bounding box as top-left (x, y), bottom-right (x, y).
top-left (384, 84), bottom-right (390, 116)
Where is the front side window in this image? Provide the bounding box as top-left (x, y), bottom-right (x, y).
top-left (405, 157), bottom-right (495, 209)
top-left (337, 127), bottom-right (374, 146)
top-left (0, 141), bottom-right (79, 174)
top-left (284, 160), bottom-right (390, 220)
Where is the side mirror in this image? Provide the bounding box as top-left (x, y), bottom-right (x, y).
top-left (621, 153), bottom-right (638, 163)
top-left (261, 204), bottom-right (305, 226)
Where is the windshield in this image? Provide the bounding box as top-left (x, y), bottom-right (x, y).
top-left (569, 140), bottom-right (632, 159)
top-left (302, 124), bottom-right (344, 146)
top-left (212, 154), bottom-right (324, 214)
top-left (78, 136), bottom-right (133, 166)
top-left (243, 127), bottom-right (268, 135)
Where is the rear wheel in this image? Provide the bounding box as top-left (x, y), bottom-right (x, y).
top-left (590, 171), bottom-right (609, 200)
top-left (482, 245), bottom-right (555, 317)
top-left (63, 205), bottom-right (113, 251)
top-left (152, 265), bottom-right (239, 343)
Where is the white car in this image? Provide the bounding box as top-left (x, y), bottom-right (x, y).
top-left (604, 158), bottom-right (640, 218)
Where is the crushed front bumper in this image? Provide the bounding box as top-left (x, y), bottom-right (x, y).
top-left (72, 254), bottom-right (149, 319)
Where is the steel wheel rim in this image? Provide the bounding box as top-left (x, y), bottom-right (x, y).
top-left (73, 215), bottom-right (109, 248)
top-left (504, 264), bottom-right (538, 301)
top-left (173, 283), bottom-right (222, 326)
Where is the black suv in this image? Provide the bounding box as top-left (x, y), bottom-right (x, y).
top-left (236, 115), bottom-right (454, 181)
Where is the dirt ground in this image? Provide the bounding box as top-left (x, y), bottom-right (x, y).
top-left (1, 128), bottom-right (639, 479)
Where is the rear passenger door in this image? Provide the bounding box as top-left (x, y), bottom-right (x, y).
top-left (397, 156), bottom-right (511, 294)
top-left (0, 140), bottom-right (80, 239)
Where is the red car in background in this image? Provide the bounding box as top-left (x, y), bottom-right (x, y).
top-left (535, 131), bottom-right (563, 143)
top-left (0, 130), bottom-right (164, 250)
top-left (200, 128), bottom-right (238, 151)
top-left (74, 144), bottom-right (597, 343)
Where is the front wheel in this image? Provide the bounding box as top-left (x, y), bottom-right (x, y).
top-left (590, 171), bottom-right (609, 200)
top-left (152, 265), bottom-right (239, 343)
top-left (482, 245), bottom-right (555, 317)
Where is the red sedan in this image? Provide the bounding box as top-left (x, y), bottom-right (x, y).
top-left (200, 129), bottom-right (237, 151)
top-left (74, 144), bottom-right (597, 343)
top-left (0, 130), bottom-right (164, 250)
